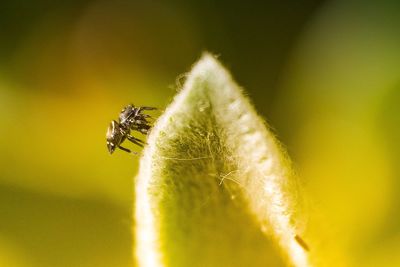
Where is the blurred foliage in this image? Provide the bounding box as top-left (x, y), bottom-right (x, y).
top-left (0, 0), bottom-right (399, 266)
top-left (0, 185), bottom-right (131, 267)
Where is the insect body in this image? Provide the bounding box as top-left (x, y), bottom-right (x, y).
top-left (106, 104), bottom-right (156, 154)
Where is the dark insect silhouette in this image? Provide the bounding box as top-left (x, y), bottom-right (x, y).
top-left (106, 104), bottom-right (156, 154)
top-left (295, 235), bottom-right (310, 251)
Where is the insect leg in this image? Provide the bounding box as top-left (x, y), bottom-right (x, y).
top-left (119, 145), bottom-right (139, 155)
top-left (118, 145), bottom-right (132, 153)
top-left (127, 135), bottom-right (145, 147)
top-left (140, 128), bottom-right (149, 134)
top-left (138, 115), bottom-right (155, 122)
top-left (139, 106), bottom-right (157, 111)
top-left (134, 119), bottom-right (149, 125)
top-left (132, 127), bottom-right (150, 134)
top-left (131, 123), bottom-right (151, 133)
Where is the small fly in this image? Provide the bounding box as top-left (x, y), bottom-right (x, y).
top-left (106, 104), bottom-right (156, 154)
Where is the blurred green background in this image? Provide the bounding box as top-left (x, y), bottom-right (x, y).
top-left (0, 0), bottom-right (399, 266)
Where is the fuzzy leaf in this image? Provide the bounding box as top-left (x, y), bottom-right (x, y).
top-left (134, 54), bottom-right (312, 267)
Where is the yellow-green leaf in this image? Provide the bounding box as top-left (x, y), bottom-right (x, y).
top-left (134, 54), bottom-right (312, 267)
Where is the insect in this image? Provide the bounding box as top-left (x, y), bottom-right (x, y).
top-left (106, 104), bottom-right (156, 154)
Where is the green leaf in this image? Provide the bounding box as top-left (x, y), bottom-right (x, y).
top-left (134, 54), bottom-right (311, 267)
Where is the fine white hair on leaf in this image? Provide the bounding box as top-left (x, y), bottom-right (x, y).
top-left (135, 53), bottom-right (312, 267)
